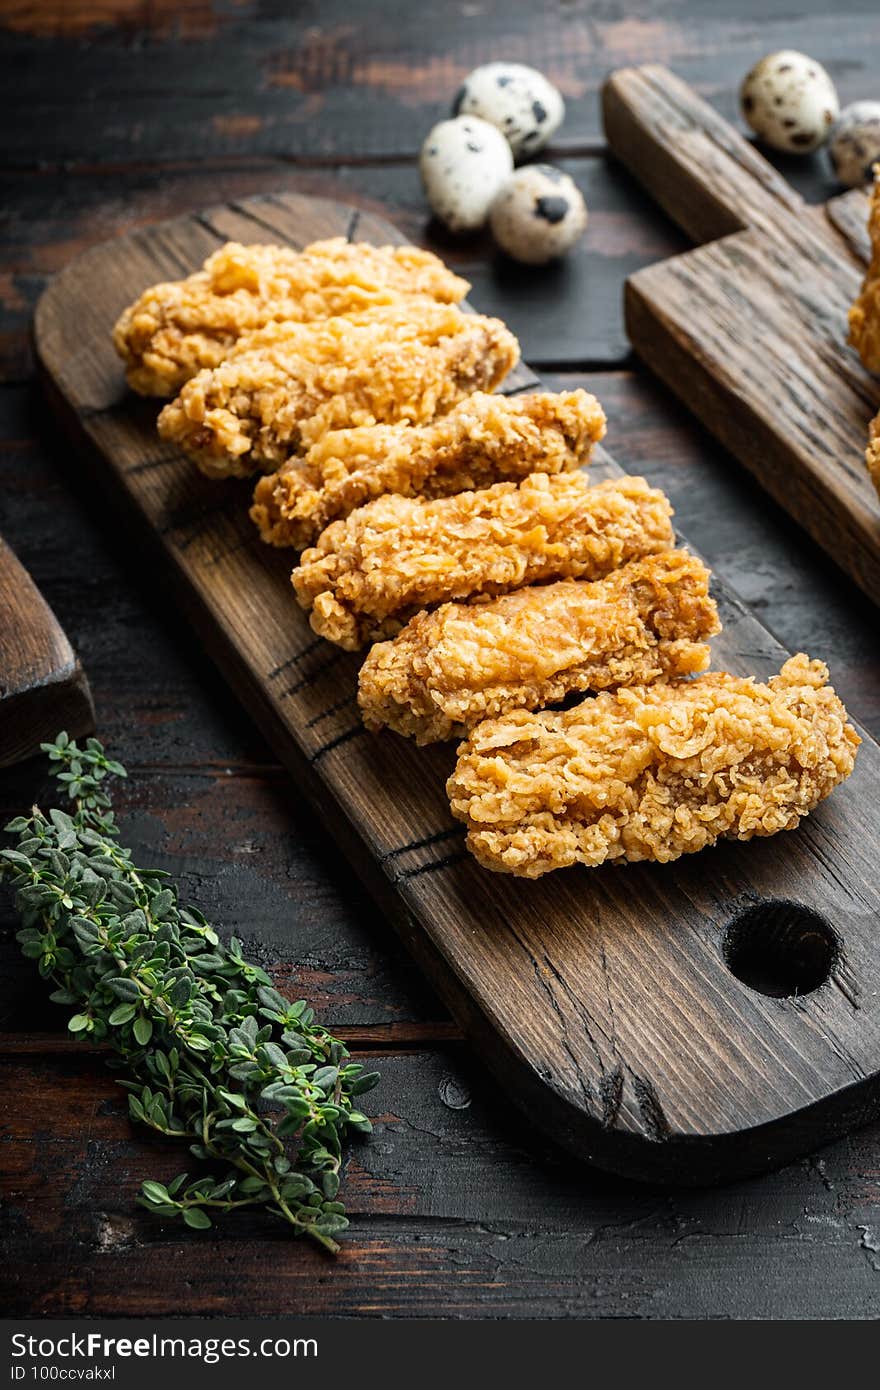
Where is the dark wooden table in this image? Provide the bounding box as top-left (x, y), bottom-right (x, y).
top-left (3, 1), bottom-right (880, 1320)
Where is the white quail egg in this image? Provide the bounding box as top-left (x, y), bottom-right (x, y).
top-left (419, 115), bottom-right (514, 232)
top-left (452, 61), bottom-right (564, 159)
top-left (489, 165), bottom-right (587, 265)
top-left (740, 50), bottom-right (839, 153)
top-left (829, 101), bottom-right (880, 186)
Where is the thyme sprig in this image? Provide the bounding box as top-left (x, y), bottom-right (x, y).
top-left (0, 733), bottom-right (379, 1253)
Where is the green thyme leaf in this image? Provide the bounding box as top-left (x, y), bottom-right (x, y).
top-left (182, 1208), bottom-right (212, 1230)
top-left (1, 733), bottom-right (378, 1254)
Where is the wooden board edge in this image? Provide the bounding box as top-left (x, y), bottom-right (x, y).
top-left (0, 662), bottom-right (94, 769)
top-left (0, 536), bottom-right (95, 767)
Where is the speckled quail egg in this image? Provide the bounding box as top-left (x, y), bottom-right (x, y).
top-left (452, 61), bottom-right (565, 159)
top-left (740, 50), bottom-right (839, 153)
top-left (419, 115), bottom-right (514, 232)
top-left (829, 101), bottom-right (880, 186)
top-left (489, 165), bottom-right (587, 265)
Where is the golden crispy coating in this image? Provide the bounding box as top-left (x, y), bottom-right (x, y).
top-left (250, 389), bottom-right (606, 549)
top-left (849, 167), bottom-right (880, 372)
top-left (157, 304), bottom-right (519, 479)
top-left (293, 473), bottom-right (675, 650)
top-left (113, 238), bottom-right (470, 397)
top-left (447, 654), bottom-right (859, 877)
top-left (867, 408), bottom-right (880, 497)
top-left (358, 551), bottom-right (720, 744)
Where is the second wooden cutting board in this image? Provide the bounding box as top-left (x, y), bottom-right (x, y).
top-left (604, 63), bottom-right (880, 607)
top-left (34, 191), bottom-right (880, 1185)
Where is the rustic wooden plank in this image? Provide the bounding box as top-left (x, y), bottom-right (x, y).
top-left (603, 65), bottom-right (880, 608)
top-left (30, 192), bottom-right (880, 1183)
top-left (0, 157), bottom-right (686, 382)
top-left (2, 1047), bottom-right (880, 1318)
top-left (0, 533), bottom-right (93, 766)
top-left (3, 0), bottom-right (879, 183)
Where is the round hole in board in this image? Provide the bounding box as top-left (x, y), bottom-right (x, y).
top-left (722, 901), bottom-right (839, 999)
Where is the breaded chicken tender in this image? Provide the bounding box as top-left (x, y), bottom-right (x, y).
top-left (293, 473), bottom-right (675, 650)
top-left (113, 238), bottom-right (469, 397)
top-left (447, 654), bottom-right (859, 877)
top-left (847, 169), bottom-right (880, 499)
top-left (867, 408), bottom-right (880, 494)
top-left (358, 551), bottom-right (720, 744)
top-left (848, 166), bottom-right (880, 373)
top-left (157, 304), bottom-right (519, 478)
top-left (251, 389), bottom-right (606, 549)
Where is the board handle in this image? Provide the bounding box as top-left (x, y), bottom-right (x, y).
top-left (602, 63), bottom-right (812, 247)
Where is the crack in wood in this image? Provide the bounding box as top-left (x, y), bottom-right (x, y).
top-left (125, 453), bottom-right (176, 475)
top-left (305, 691), bottom-right (358, 728)
top-left (267, 637), bottom-right (323, 678)
top-left (631, 1075), bottom-right (672, 1143)
top-left (393, 850), bottom-right (468, 882)
top-left (598, 1066), bottom-right (625, 1130)
top-left (308, 724), bottom-right (368, 763)
top-left (189, 211), bottom-right (229, 245)
top-left (379, 826), bottom-right (463, 861)
top-left (279, 647), bottom-right (348, 698)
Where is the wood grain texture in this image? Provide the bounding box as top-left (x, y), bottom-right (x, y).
top-left (604, 65), bottom-right (880, 607)
top-left (32, 191), bottom-right (880, 1184)
top-left (0, 532), bottom-right (94, 766)
top-left (3, 1042), bottom-right (880, 1318)
top-left (4, 1), bottom-right (879, 175)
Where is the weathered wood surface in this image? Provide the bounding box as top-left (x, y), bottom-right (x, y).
top-left (31, 190), bottom-right (880, 1188)
top-left (5, 1), bottom-right (880, 173)
top-left (604, 65), bottom-right (880, 607)
top-left (4, 1043), bottom-right (880, 1319)
top-left (5, 0), bottom-right (880, 1320)
top-left (0, 533), bottom-right (94, 766)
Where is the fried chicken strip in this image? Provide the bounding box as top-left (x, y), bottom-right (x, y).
top-left (358, 551), bottom-right (720, 744)
top-left (447, 654), bottom-right (859, 877)
top-left (293, 473), bottom-right (675, 650)
top-left (113, 238), bottom-right (470, 397)
top-left (157, 304), bottom-right (519, 479)
top-left (867, 408), bottom-right (880, 494)
top-left (848, 167), bottom-right (880, 498)
top-left (848, 166), bottom-right (880, 373)
top-left (251, 389), bottom-right (606, 549)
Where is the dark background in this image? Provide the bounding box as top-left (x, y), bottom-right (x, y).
top-left (2, 0), bottom-right (880, 1318)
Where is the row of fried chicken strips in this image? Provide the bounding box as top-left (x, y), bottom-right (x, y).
top-left (113, 236), bottom-right (859, 879)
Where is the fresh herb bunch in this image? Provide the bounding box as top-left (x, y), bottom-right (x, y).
top-left (0, 733), bottom-right (379, 1253)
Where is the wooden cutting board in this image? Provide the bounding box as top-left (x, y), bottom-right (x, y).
top-left (34, 192), bottom-right (880, 1184)
top-left (0, 534), bottom-right (94, 767)
top-left (603, 63), bottom-right (880, 607)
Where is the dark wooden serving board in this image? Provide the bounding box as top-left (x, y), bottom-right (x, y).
top-left (603, 63), bottom-right (880, 607)
top-left (33, 192), bottom-right (880, 1184)
top-left (0, 533), bottom-right (94, 767)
